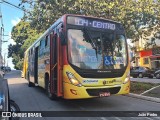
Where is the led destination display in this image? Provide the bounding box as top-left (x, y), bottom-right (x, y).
top-left (67, 16), bottom-right (116, 30)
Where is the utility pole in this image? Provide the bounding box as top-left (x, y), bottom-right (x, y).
top-left (3, 53), bottom-right (6, 66)
top-left (0, 27), bottom-right (2, 67)
top-left (0, 3), bottom-right (3, 67)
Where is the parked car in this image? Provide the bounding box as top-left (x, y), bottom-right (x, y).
top-left (0, 70), bottom-right (4, 78)
top-left (1, 66), bottom-right (11, 72)
top-left (154, 69), bottom-right (160, 79)
top-left (130, 66), bottom-right (155, 78)
top-left (0, 77), bottom-right (20, 120)
top-left (5, 67), bottom-right (11, 72)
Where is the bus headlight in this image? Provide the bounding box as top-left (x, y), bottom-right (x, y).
top-left (66, 72), bottom-right (82, 87)
top-left (123, 72), bottom-right (130, 84)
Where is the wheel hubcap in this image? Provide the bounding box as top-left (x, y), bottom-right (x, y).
top-left (156, 74), bottom-right (160, 78)
top-left (139, 74), bottom-right (142, 78)
top-left (11, 106), bottom-right (16, 112)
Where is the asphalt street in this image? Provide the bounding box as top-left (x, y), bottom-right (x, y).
top-left (130, 77), bottom-right (160, 83)
top-left (4, 70), bottom-right (160, 120)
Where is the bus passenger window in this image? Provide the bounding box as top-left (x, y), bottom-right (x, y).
top-left (45, 36), bottom-right (48, 47)
top-left (40, 39), bottom-right (45, 56)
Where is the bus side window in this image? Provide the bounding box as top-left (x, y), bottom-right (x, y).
top-left (40, 39), bottom-right (45, 57)
top-left (45, 35), bottom-right (50, 54)
top-left (45, 36), bottom-right (48, 47)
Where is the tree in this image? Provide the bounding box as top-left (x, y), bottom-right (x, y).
top-left (8, 20), bottom-right (41, 70)
top-left (19, 0), bottom-right (160, 47)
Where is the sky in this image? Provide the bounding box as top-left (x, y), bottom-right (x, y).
top-left (1, 0), bottom-right (24, 69)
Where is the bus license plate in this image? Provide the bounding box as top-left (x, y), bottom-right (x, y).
top-left (99, 92), bottom-right (110, 97)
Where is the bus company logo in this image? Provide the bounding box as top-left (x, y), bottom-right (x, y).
top-left (82, 80), bottom-right (98, 84)
top-left (103, 79), bottom-right (116, 85)
top-left (103, 80), bottom-right (107, 85)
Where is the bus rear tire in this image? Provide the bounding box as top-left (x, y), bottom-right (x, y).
top-left (45, 76), bottom-right (58, 100)
top-left (28, 82), bottom-right (33, 87)
top-left (28, 73), bottom-right (33, 87)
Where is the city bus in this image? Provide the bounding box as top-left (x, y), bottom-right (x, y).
top-left (23, 14), bottom-right (130, 99)
top-left (22, 49), bottom-right (29, 78)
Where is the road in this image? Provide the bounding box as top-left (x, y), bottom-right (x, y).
top-left (130, 77), bottom-right (160, 84)
top-left (4, 70), bottom-right (160, 120)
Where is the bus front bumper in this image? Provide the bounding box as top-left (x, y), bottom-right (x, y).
top-left (63, 81), bottom-right (130, 99)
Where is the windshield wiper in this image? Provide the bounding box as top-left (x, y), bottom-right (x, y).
top-left (83, 28), bottom-right (98, 59)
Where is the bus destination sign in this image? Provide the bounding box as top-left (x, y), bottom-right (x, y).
top-left (67, 16), bottom-right (116, 30)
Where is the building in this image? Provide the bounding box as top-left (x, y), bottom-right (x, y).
top-left (139, 47), bottom-right (160, 69)
top-left (134, 34), bottom-right (160, 69)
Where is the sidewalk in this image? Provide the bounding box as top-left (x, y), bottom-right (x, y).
top-left (142, 85), bottom-right (160, 98)
top-left (126, 85), bottom-right (160, 103)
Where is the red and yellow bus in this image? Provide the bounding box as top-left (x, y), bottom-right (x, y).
top-left (23, 14), bottom-right (130, 99)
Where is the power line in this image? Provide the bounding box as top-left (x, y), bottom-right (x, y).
top-left (0, 3), bottom-right (4, 63)
top-left (1, 0), bottom-right (25, 12)
top-left (0, 4), bottom-right (4, 30)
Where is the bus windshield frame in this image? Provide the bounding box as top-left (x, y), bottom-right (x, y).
top-left (66, 17), bottom-right (128, 70)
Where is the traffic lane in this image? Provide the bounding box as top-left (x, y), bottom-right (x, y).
top-left (130, 77), bottom-right (160, 83)
top-left (6, 71), bottom-right (160, 120)
top-left (4, 70), bottom-right (21, 79)
top-left (8, 79), bottom-right (160, 120)
top-left (8, 78), bottom-right (160, 111)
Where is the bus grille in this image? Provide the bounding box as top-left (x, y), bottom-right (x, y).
top-left (86, 87), bottom-right (121, 96)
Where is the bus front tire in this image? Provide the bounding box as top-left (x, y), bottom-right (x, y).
top-left (46, 80), bottom-right (58, 100)
top-left (28, 82), bottom-right (33, 87)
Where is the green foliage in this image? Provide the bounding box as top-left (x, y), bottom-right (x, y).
top-left (130, 81), bottom-right (160, 94)
top-left (19, 0), bottom-right (160, 46)
top-left (8, 20), bottom-right (42, 70)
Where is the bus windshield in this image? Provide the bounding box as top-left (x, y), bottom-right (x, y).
top-left (68, 29), bottom-right (127, 70)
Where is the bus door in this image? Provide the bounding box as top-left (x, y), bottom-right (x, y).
top-left (50, 32), bottom-right (63, 97)
top-left (34, 46), bottom-right (39, 85)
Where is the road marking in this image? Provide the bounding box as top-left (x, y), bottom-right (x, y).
top-left (130, 117), bottom-right (154, 120)
top-left (144, 117), bottom-right (154, 120)
top-left (153, 117), bottom-right (160, 120)
top-left (130, 117), bottom-right (141, 120)
top-left (100, 117), bottom-right (108, 120)
top-left (141, 85), bottom-right (160, 95)
top-left (114, 117), bottom-right (122, 120)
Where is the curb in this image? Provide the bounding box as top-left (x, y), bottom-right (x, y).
top-left (124, 93), bottom-right (160, 103)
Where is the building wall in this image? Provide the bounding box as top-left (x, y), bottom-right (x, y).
top-left (139, 49), bottom-right (152, 68)
top-left (139, 48), bottom-right (160, 69)
top-left (139, 57), bottom-right (150, 68)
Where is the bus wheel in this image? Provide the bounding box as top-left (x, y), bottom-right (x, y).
top-left (46, 80), bottom-right (57, 100)
top-left (28, 73), bottom-right (33, 87)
